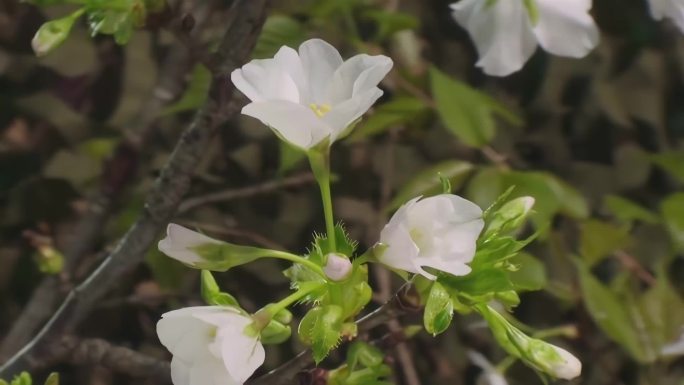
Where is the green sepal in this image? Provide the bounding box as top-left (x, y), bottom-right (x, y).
top-left (191, 242), bottom-right (273, 272)
top-left (260, 320), bottom-right (292, 345)
top-left (200, 270), bottom-right (240, 307)
top-left (43, 373), bottom-right (58, 385)
top-left (423, 281), bottom-right (453, 336)
top-left (298, 305), bottom-right (344, 363)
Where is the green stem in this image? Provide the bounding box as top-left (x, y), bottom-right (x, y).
top-left (266, 283), bottom-right (324, 317)
top-left (270, 250), bottom-right (326, 278)
top-left (308, 150), bottom-right (336, 252)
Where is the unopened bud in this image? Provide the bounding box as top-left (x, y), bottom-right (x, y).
top-left (323, 253), bottom-right (352, 281)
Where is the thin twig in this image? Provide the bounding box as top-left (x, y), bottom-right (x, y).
top-left (0, 0), bottom-right (270, 377)
top-left (614, 250), bottom-right (656, 285)
top-left (39, 336), bottom-right (171, 383)
top-left (178, 172), bottom-right (315, 213)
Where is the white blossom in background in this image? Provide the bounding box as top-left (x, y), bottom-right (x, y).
top-left (450, 0), bottom-right (600, 76)
top-left (648, 0), bottom-right (684, 33)
top-left (158, 224), bottom-right (221, 267)
top-left (231, 38), bottom-right (393, 150)
top-left (157, 306), bottom-right (265, 385)
top-left (467, 350), bottom-right (509, 385)
top-left (378, 194), bottom-right (484, 280)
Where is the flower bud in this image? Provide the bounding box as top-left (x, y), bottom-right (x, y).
top-left (32, 9), bottom-right (84, 57)
top-left (323, 253), bottom-right (352, 281)
top-left (547, 345), bottom-right (582, 380)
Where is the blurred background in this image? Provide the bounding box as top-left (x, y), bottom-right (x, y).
top-left (1, 0), bottom-right (683, 384)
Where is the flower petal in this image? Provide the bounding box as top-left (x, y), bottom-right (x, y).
top-left (378, 221), bottom-right (421, 275)
top-left (648, 0), bottom-right (684, 33)
top-left (217, 325), bottom-right (265, 383)
top-left (322, 87), bottom-right (383, 139)
top-left (242, 101), bottom-right (332, 149)
top-left (170, 357), bottom-right (191, 385)
top-left (533, 0), bottom-right (599, 58)
top-left (158, 224), bottom-right (221, 266)
top-left (442, 193), bottom-right (484, 223)
top-left (326, 54), bottom-right (393, 103)
top-left (231, 57), bottom-right (300, 103)
top-left (157, 306), bottom-right (219, 362)
top-left (298, 39), bottom-right (343, 103)
top-left (417, 257), bottom-right (472, 278)
top-left (451, 0), bottom-right (537, 76)
top-left (188, 357), bottom-right (240, 385)
top-left (273, 46), bottom-right (309, 102)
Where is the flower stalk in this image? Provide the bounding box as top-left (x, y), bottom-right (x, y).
top-left (308, 149), bottom-right (337, 253)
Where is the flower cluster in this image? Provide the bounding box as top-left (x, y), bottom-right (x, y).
top-left (450, 0), bottom-right (684, 76)
top-left (154, 38), bottom-right (582, 385)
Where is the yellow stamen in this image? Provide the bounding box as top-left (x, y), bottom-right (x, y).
top-left (309, 103), bottom-right (331, 117)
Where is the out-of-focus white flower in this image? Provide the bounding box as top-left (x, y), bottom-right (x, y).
top-left (231, 38), bottom-right (393, 150)
top-left (648, 0), bottom-right (684, 33)
top-left (323, 253), bottom-right (353, 281)
top-left (467, 350), bottom-right (509, 385)
top-left (158, 224), bottom-right (222, 267)
top-left (661, 332), bottom-right (684, 356)
top-left (378, 194), bottom-right (484, 280)
top-left (157, 306), bottom-right (265, 385)
top-left (450, 0), bottom-right (600, 76)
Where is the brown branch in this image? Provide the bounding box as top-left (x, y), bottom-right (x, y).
top-left (39, 336), bottom-right (171, 383)
top-left (247, 284), bottom-right (419, 385)
top-left (0, 28), bottom-right (195, 362)
top-left (178, 172), bottom-right (315, 213)
top-left (0, 0), bottom-right (270, 377)
top-left (614, 250), bottom-right (656, 286)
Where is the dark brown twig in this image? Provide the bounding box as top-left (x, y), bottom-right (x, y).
top-left (0, 0), bottom-right (270, 377)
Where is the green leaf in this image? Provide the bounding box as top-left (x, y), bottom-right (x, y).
top-left (300, 305), bottom-right (344, 363)
top-left (347, 96), bottom-right (427, 142)
top-left (387, 160), bottom-right (474, 211)
top-left (441, 268), bottom-right (513, 298)
top-left (253, 15), bottom-right (306, 59)
top-left (10, 373), bottom-right (32, 385)
top-left (603, 195), bottom-right (659, 225)
top-left (162, 64), bottom-right (211, 115)
top-left (638, 264), bottom-right (684, 352)
top-left (508, 252), bottom-right (547, 291)
top-left (574, 259), bottom-right (650, 362)
top-left (347, 342), bottom-right (385, 371)
top-left (43, 373), bottom-right (58, 385)
top-left (650, 151), bottom-right (684, 183)
top-left (579, 220), bottom-right (630, 266)
top-left (362, 9), bottom-right (418, 40)
top-left (423, 281), bottom-right (453, 335)
top-left (31, 8), bottom-right (85, 56)
top-left (430, 67), bottom-right (521, 147)
top-left (660, 193), bottom-right (684, 252)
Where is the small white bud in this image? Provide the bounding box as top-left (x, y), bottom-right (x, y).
top-left (548, 346), bottom-right (582, 380)
top-left (323, 253), bottom-right (352, 281)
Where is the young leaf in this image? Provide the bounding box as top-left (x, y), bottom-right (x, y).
top-left (162, 64), bottom-right (211, 115)
top-left (253, 15), bottom-right (306, 59)
top-left (579, 220), bottom-right (630, 266)
top-left (32, 8), bottom-right (85, 56)
top-left (508, 253), bottom-right (547, 291)
top-left (603, 195), bottom-right (659, 225)
top-left (423, 281), bottom-right (454, 335)
top-left (660, 193), bottom-right (684, 252)
top-left (347, 96), bottom-right (427, 142)
top-left (650, 151), bottom-right (684, 183)
top-left (309, 305), bottom-right (344, 363)
top-left (43, 373), bottom-right (58, 385)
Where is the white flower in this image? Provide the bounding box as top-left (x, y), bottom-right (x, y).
top-left (450, 0), bottom-right (600, 76)
top-left (323, 253), bottom-right (353, 281)
top-left (231, 38), bottom-right (393, 150)
top-left (378, 194), bottom-right (484, 280)
top-left (661, 332), bottom-right (684, 356)
top-left (648, 0), bottom-right (684, 33)
top-left (157, 306), bottom-right (265, 385)
top-left (547, 345), bottom-right (582, 380)
top-left (467, 350), bottom-right (509, 385)
top-left (158, 224), bottom-right (222, 267)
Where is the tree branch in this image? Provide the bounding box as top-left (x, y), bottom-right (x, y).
top-left (0, 0), bottom-right (270, 377)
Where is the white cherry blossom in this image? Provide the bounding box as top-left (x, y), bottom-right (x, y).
top-left (378, 194), bottom-right (484, 280)
top-left (231, 38), bottom-right (393, 150)
top-left (450, 0), bottom-right (600, 76)
top-left (157, 306), bottom-right (265, 385)
top-left (648, 0), bottom-right (684, 33)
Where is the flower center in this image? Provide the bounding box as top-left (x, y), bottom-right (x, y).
top-left (309, 103), bottom-right (331, 118)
